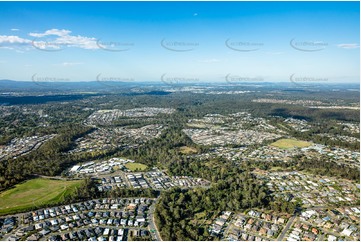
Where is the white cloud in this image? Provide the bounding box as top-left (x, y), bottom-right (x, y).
top-left (0, 29), bottom-right (100, 51)
top-left (32, 40), bottom-right (62, 50)
top-left (337, 43), bottom-right (359, 49)
top-left (29, 29), bottom-right (71, 37)
top-left (55, 35), bottom-right (98, 49)
top-left (11, 28), bottom-right (20, 31)
top-left (29, 28), bottom-right (99, 50)
top-left (0, 35), bottom-right (31, 44)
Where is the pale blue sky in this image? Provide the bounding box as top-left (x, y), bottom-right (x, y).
top-left (0, 1), bottom-right (359, 83)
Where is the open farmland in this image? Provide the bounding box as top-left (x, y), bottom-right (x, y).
top-left (0, 178), bottom-right (83, 215)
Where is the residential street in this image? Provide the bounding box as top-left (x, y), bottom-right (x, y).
top-left (277, 215), bottom-right (296, 241)
top-left (148, 199), bottom-right (162, 241)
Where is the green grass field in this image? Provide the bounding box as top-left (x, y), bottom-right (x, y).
top-left (186, 123), bottom-right (207, 128)
top-left (179, 146), bottom-right (198, 154)
top-left (124, 162), bottom-right (148, 171)
top-left (0, 178), bottom-right (83, 216)
top-left (270, 138), bottom-right (312, 149)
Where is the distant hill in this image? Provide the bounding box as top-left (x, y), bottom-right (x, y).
top-left (0, 79), bottom-right (143, 92)
top-left (0, 79), bottom-right (37, 89)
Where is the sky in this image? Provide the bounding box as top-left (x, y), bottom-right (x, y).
top-left (0, 1), bottom-right (359, 83)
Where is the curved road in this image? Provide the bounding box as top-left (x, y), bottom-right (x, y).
top-left (148, 200), bottom-right (162, 241)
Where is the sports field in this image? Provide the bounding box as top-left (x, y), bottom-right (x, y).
top-left (0, 178), bottom-right (82, 215)
top-left (270, 138), bottom-right (312, 149)
top-left (124, 162), bottom-right (148, 171)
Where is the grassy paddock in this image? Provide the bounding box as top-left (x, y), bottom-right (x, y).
top-left (270, 138), bottom-right (312, 149)
top-left (179, 146), bottom-right (198, 154)
top-left (0, 178), bottom-right (82, 216)
top-left (124, 162), bottom-right (148, 171)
